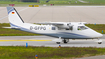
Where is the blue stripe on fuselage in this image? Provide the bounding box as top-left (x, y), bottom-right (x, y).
top-left (59, 32), bottom-right (88, 37)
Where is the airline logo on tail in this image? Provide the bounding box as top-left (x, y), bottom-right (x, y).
top-left (12, 12), bottom-right (15, 14)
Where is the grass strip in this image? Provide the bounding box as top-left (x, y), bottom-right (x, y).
top-left (85, 24), bottom-right (105, 34)
top-left (0, 46), bottom-right (105, 59)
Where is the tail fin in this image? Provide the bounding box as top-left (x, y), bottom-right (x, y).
top-left (7, 7), bottom-right (24, 27)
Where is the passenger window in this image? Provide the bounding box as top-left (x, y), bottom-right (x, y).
top-left (78, 26), bottom-right (88, 30)
top-left (52, 27), bottom-right (56, 30)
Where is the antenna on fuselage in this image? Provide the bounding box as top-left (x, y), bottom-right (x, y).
top-left (79, 17), bottom-right (82, 24)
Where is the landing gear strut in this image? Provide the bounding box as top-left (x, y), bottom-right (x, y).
top-left (53, 37), bottom-right (70, 44)
top-left (55, 37), bottom-right (62, 44)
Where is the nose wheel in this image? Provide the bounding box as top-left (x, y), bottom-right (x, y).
top-left (98, 42), bottom-right (102, 44)
top-left (97, 39), bottom-right (102, 44)
top-left (56, 42), bottom-right (60, 44)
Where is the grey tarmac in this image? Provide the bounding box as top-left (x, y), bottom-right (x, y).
top-left (0, 34), bottom-right (105, 47)
top-left (0, 35), bottom-right (105, 59)
top-left (0, 6), bottom-right (105, 24)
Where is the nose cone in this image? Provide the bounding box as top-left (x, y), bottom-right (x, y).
top-left (88, 29), bottom-right (103, 38)
top-left (97, 33), bottom-right (103, 38)
top-left (92, 32), bottom-right (103, 38)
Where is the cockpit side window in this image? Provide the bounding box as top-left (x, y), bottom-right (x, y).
top-left (78, 26), bottom-right (88, 30)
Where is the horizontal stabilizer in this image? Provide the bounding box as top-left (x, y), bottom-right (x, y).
top-left (3, 27), bottom-right (11, 29)
top-left (3, 27), bottom-right (20, 29)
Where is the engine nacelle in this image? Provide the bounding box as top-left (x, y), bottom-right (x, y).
top-left (56, 23), bottom-right (73, 29)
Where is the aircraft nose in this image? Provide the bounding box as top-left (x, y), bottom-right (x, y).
top-left (97, 33), bottom-right (103, 38)
top-left (88, 29), bottom-right (103, 38)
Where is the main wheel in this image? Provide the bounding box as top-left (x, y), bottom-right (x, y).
top-left (64, 39), bottom-right (68, 43)
top-left (56, 42), bottom-right (60, 44)
top-left (98, 42), bottom-right (102, 44)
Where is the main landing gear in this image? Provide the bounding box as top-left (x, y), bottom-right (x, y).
top-left (54, 37), bottom-right (62, 44)
top-left (55, 38), bottom-right (69, 44)
top-left (63, 39), bottom-right (69, 44)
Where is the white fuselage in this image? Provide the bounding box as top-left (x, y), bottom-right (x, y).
top-left (10, 22), bottom-right (103, 39)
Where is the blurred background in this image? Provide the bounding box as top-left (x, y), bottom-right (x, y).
top-left (0, 0), bottom-right (105, 7)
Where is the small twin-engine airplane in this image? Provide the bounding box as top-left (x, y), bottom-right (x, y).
top-left (6, 7), bottom-right (103, 44)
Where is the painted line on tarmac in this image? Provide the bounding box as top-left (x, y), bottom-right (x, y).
top-left (18, 7), bottom-right (29, 12)
top-left (0, 7), bottom-right (29, 20)
top-left (0, 16), bottom-right (8, 20)
top-left (0, 39), bottom-right (52, 42)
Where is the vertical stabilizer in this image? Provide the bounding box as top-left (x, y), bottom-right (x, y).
top-left (7, 7), bottom-right (24, 27)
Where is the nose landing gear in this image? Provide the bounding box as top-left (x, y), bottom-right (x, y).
top-left (96, 39), bottom-right (102, 44)
top-left (56, 42), bottom-right (60, 44)
top-left (98, 42), bottom-right (102, 44)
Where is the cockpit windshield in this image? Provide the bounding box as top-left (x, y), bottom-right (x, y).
top-left (78, 26), bottom-right (88, 30)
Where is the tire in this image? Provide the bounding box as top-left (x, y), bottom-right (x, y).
top-left (98, 42), bottom-right (102, 44)
top-left (56, 42), bottom-right (60, 44)
top-left (64, 39), bottom-right (67, 43)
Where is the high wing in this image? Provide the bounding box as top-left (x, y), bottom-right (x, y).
top-left (36, 22), bottom-right (86, 29)
top-left (36, 22), bottom-right (70, 29)
top-left (36, 22), bottom-right (63, 25)
top-left (36, 22), bottom-right (87, 25)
